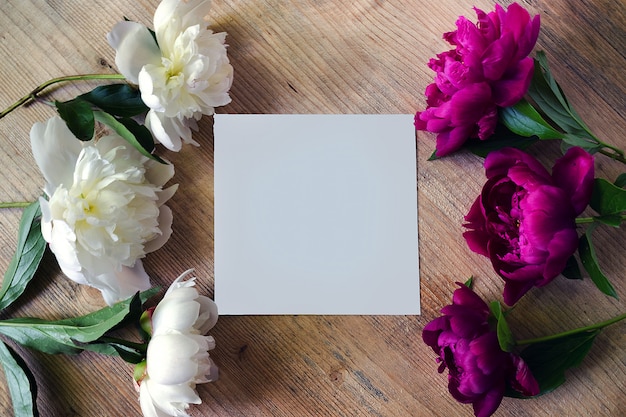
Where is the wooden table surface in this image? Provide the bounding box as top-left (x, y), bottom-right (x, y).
top-left (0, 0), bottom-right (624, 416)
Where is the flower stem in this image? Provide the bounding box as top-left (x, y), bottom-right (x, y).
top-left (575, 215), bottom-right (626, 225)
top-left (516, 312), bottom-right (626, 346)
top-left (598, 147), bottom-right (626, 165)
top-left (0, 73), bottom-right (126, 119)
top-left (0, 202), bottom-right (32, 209)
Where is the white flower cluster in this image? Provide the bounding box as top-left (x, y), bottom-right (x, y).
top-left (108, 0), bottom-right (233, 151)
top-left (138, 270), bottom-right (218, 417)
top-left (27, 1), bottom-right (227, 415)
top-left (31, 116), bottom-right (177, 305)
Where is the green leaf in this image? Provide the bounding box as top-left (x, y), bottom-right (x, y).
top-left (93, 111), bottom-right (165, 164)
top-left (77, 338), bottom-right (146, 364)
top-left (78, 84), bottom-right (148, 117)
top-left (499, 99), bottom-right (564, 140)
top-left (465, 122), bottom-right (538, 157)
top-left (507, 330), bottom-right (600, 397)
top-left (0, 340), bottom-right (39, 417)
top-left (559, 134), bottom-right (602, 154)
top-left (0, 291), bottom-right (145, 355)
top-left (55, 98), bottom-right (95, 141)
top-left (464, 276), bottom-right (474, 289)
top-left (489, 301), bottom-right (515, 353)
top-left (614, 173), bottom-right (626, 188)
top-left (527, 52), bottom-right (590, 137)
top-left (579, 226), bottom-right (618, 299)
top-left (561, 255), bottom-right (582, 280)
top-left (0, 201), bottom-right (46, 311)
top-left (590, 178), bottom-right (626, 215)
top-left (593, 214), bottom-right (623, 227)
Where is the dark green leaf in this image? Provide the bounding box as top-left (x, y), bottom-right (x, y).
top-left (0, 201), bottom-right (46, 311)
top-left (107, 343), bottom-right (146, 364)
top-left (506, 330), bottom-right (600, 397)
top-left (78, 84), bottom-right (148, 117)
top-left (93, 111), bottom-right (165, 164)
top-left (499, 99), bottom-right (564, 140)
top-left (427, 149), bottom-right (438, 161)
top-left (78, 338), bottom-right (146, 364)
top-left (590, 178), bottom-right (626, 216)
top-left (527, 52), bottom-right (589, 137)
top-left (614, 173), bottom-right (626, 188)
top-left (0, 340), bottom-right (39, 417)
top-left (464, 276), bottom-right (474, 289)
top-left (560, 134), bottom-right (602, 154)
top-left (561, 255), bottom-right (582, 280)
top-left (489, 301), bottom-right (515, 352)
top-left (55, 98), bottom-right (95, 141)
top-left (465, 122), bottom-right (538, 157)
top-left (579, 226), bottom-right (618, 298)
top-left (0, 292), bottom-right (145, 355)
top-left (593, 214), bottom-right (623, 227)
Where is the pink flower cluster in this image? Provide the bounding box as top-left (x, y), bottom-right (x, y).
top-left (423, 283), bottom-right (539, 417)
top-left (463, 147), bottom-right (595, 305)
top-left (415, 3), bottom-right (540, 157)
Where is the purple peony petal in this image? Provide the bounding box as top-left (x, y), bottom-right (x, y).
top-left (422, 316), bottom-right (449, 351)
top-left (551, 147), bottom-right (595, 215)
top-left (472, 384), bottom-right (505, 417)
top-left (449, 82), bottom-right (493, 126)
top-left (519, 186), bottom-right (575, 248)
top-left (484, 148), bottom-right (551, 181)
top-left (510, 355), bottom-right (540, 396)
top-left (476, 106), bottom-right (498, 140)
top-left (542, 228), bottom-right (579, 283)
top-left (491, 57), bottom-right (535, 106)
top-left (501, 276), bottom-right (537, 305)
top-left (434, 126), bottom-right (472, 157)
top-left (481, 32), bottom-right (516, 81)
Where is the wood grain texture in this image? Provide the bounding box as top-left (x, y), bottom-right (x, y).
top-left (0, 1), bottom-right (624, 416)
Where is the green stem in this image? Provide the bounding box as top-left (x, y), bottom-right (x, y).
top-left (576, 214), bottom-right (626, 225)
top-left (0, 73), bottom-right (126, 119)
top-left (598, 147), bottom-right (626, 165)
top-left (96, 336), bottom-right (147, 355)
top-left (517, 312), bottom-right (626, 346)
top-left (0, 202), bottom-right (32, 209)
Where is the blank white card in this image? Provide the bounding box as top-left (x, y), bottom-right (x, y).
top-left (214, 114), bottom-right (419, 315)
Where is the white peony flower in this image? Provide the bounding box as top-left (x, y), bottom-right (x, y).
top-left (138, 270), bottom-right (218, 417)
top-left (30, 116), bottom-right (177, 305)
top-left (107, 0), bottom-right (233, 151)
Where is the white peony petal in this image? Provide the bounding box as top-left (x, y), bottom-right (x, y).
top-left (143, 205), bottom-right (174, 254)
top-left (154, 0), bottom-right (213, 42)
top-left (155, 184), bottom-right (178, 208)
top-left (144, 378), bottom-right (201, 416)
top-left (139, 381), bottom-right (170, 417)
top-left (145, 110), bottom-right (180, 151)
top-left (145, 110), bottom-right (196, 151)
top-left (47, 220), bottom-right (87, 284)
top-left (145, 157), bottom-right (175, 188)
top-left (147, 333), bottom-right (201, 385)
top-left (107, 21), bottom-right (161, 84)
top-left (30, 116), bottom-right (84, 192)
top-left (195, 296), bottom-right (219, 334)
top-left (92, 261), bottom-right (152, 305)
top-left (152, 298), bottom-right (200, 334)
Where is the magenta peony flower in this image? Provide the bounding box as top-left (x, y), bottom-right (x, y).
top-left (415, 3), bottom-right (540, 157)
top-left (423, 283), bottom-right (539, 417)
top-left (463, 147), bottom-right (595, 305)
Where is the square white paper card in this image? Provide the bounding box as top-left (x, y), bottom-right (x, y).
top-left (214, 114), bottom-right (419, 315)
